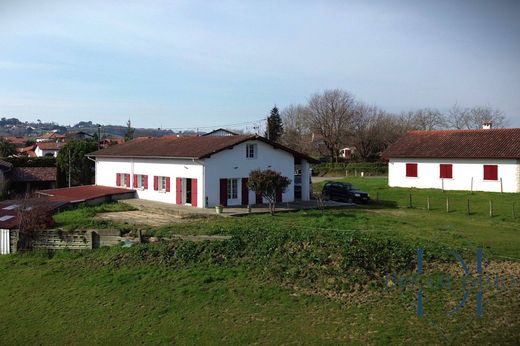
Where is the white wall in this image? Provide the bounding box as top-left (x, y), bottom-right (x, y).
top-left (95, 157), bottom-right (204, 207)
top-left (204, 140), bottom-right (296, 207)
top-left (95, 139), bottom-right (303, 208)
top-left (388, 158), bottom-right (520, 193)
top-left (35, 147), bottom-right (58, 157)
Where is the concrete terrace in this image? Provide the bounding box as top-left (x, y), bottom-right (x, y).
top-left (121, 198), bottom-right (353, 218)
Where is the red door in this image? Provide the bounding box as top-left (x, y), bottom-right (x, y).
top-left (176, 178), bottom-right (182, 204)
top-left (276, 189), bottom-right (282, 203)
top-left (191, 179), bottom-right (198, 207)
top-left (241, 178), bottom-right (249, 205)
top-left (220, 178), bottom-right (227, 206)
top-left (255, 192), bottom-right (262, 204)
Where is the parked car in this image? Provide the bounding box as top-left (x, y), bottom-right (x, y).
top-left (321, 181), bottom-right (369, 204)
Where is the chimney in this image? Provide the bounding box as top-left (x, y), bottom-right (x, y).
top-left (482, 122), bottom-right (492, 130)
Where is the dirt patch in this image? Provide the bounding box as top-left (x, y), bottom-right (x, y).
top-left (96, 210), bottom-right (195, 227)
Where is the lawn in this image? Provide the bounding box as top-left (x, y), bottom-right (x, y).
top-left (1, 179), bottom-right (519, 344)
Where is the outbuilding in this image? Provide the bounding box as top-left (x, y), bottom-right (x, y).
top-left (382, 128), bottom-right (520, 193)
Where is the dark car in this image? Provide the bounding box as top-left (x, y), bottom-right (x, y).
top-left (321, 182), bottom-right (369, 204)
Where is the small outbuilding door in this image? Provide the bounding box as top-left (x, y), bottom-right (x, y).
top-left (0, 229), bottom-right (10, 255)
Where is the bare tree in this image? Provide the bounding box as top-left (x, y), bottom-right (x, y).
top-left (306, 89), bottom-right (357, 162)
top-left (280, 104), bottom-right (313, 154)
top-left (446, 105), bottom-right (507, 129)
top-left (351, 105), bottom-right (407, 160)
top-left (400, 108), bottom-right (446, 131)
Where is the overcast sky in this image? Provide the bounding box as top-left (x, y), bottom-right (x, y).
top-left (1, 0), bottom-right (519, 129)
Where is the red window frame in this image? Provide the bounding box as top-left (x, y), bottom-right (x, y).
top-left (405, 163), bottom-right (418, 177)
top-left (483, 165), bottom-right (498, 181)
top-left (439, 164), bottom-right (453, 179)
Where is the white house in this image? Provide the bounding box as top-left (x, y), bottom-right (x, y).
top-left (34, 142), bottom-right (63, 157)
top-left (88, 134), bottom-right (317, 208)
top-left (382, 128), bottom-right (520, 193)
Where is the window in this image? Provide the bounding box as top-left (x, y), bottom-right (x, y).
top-left (227, 178), bottom-right (238, 199)
top-left (246, 143), bottom-right (257, 159)
top-left (483, 165), bottom-right (498, 181)
top-left (158, 176), bottom-right (167, 191)
top-left (135, 174), bottom-right (147, 189)
top-left (440, 164), bottom-right (453, 179)
top-left (117, 173), bottom-right (129, 187)
top-left (406, 163), bottom-right (418, 177)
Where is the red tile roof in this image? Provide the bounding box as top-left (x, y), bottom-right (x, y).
top-left (37, 142), bottom-right (62, 150)
top-left (39, 132), bottom-right (66, 140)
top-left (382, 128), bottom-right (520, 159)
top-left (38, 185), bottom-right (134, 203)
top-left (10, 167), bottom-right (57, 182)
top-left (88, 135), bottom-right (318, 162)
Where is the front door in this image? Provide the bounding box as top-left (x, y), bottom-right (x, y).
top-left (227, 178), bottom-right (239, 205)
top-left (185, 178), bottom-right (192, 204)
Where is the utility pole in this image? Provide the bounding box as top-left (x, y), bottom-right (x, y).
top-left (97, 124), bottom-right (101, 150)
top-left (68, 149), bottom-right (71, 188)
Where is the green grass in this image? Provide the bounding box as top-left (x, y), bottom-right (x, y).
top-left (5, 181), bottom-right (518, 344)
top-left (1, 248), bottom-right (518, 345)
top-left (53, 202), bottom-right (137, 230)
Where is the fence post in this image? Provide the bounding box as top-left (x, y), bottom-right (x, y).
top-left (467, 199), bottom-right (470, 216)
top-left (500, 178), bottom-right (503, 193)
top-left (446, 198), bottom-right (449, 213)
top-left (427, 196), bottom-right (430, 211)
top-left (489, 200), bottom-right (493, 217)
top-left (409, 193), bottom-right (413, 208)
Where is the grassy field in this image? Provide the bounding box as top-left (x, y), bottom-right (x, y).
top-left (1, 178), bottom-right (520, 344)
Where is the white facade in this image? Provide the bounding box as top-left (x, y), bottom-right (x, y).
top-left (95, 139), bottom-right (311, 208)
top-left (388, 158), bottom-right (520, 193)
top-left (35, 146), bottom-right (59, 157)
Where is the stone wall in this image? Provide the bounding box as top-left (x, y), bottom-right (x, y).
top-left (16, 229), bottom-right (124, 251)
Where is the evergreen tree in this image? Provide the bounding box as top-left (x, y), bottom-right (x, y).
top-left (265, 106), bottom-right (284, 142)
top-left (124, 119), bottom-right (135, 142)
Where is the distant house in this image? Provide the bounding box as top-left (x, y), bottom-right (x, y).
top-left (339, 147), bottom-right (353, 160)
top-left (36, 132), bottom-right (66, 143)
top-left (34, 142), bottom-right (63, 157)
top-left (66, 131), bottom-right (94, 141)
top-left (202, 128), bottom-right (238, 137)
top-left (382, 128), bottom-right (520, 193)
top-left (0, 160), bottom-right (57, 197)
top-left (3, 136), bottom-right (28, 148)
top-left (88, 134), bottom-right (317, 208)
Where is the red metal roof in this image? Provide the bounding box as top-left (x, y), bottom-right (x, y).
top-left (382, 128), bottom-right (520, 159)
top-left (38, 185), bottom-right (134, 202)
top-left (88, 134), bottom-right (318, 163)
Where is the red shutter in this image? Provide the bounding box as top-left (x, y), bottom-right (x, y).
top-left (176, 178), bottom-right (182, 204)
top-left (154, 176), bottom-right (158, 191)
top-left (165, 177), bottom-right (171, 192)
top-left (125, 174), bottom-right (130, 187)
top-left (219, 178), bottom-right (228, 206)
top-left (440, 164), bottom-right (453, 179)
top-left (484, 165), bottom-right (498, 180)
top-left (255, 192), bottom-right (262, 204)
top-left (116, 173), bottom-right (121, 186)
top-left (191, 179), bottom-right (198, 207)
top-left (406, 163), bottom-right (417, 177)
top-left (143, 175), bottom-right (148, 189)
top-left (241, 178), bottom-right (249, 205)
top-left (133, 174), bottom-right (138, 188)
